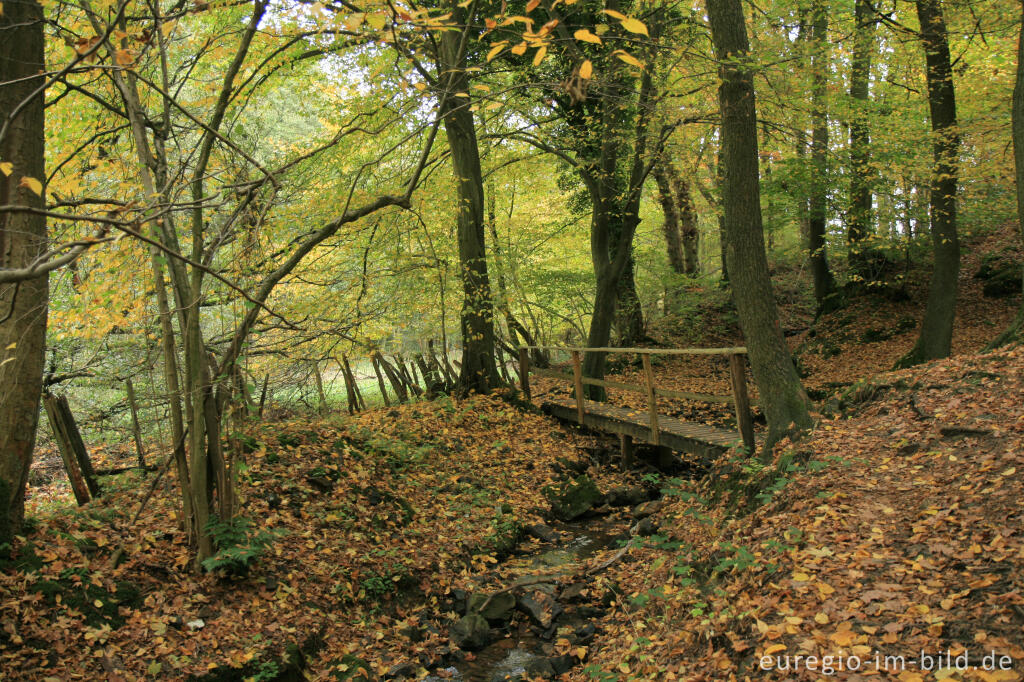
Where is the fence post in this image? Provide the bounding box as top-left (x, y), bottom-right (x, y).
top-left (571, 350), bottom-right (585, 424)
top-left (641, 354), bottom-right (660, 446)
top-left (728, 353), bottom-right (756, 452)
top-left (518, 347), bottom-right (531, 401)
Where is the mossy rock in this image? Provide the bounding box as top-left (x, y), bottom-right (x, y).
top-left (859, 327), bottom-right (893, 344)
top-left (543, 475), bottom-right (603, 521)
top-left (982, 267), bottom-right (1021, 298)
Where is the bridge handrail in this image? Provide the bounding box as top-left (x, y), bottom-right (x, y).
top-left (518, 344), bottom-right (747, 356)
top-left (517, 344), bottom-right (755, 452)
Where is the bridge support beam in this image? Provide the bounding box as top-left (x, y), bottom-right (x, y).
top-left (619, 434), bottom-right (634, 469)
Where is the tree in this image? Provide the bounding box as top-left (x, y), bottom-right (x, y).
top-left (847, 0), bottom-right (877, 282)
top-left (897, 0), bottom-right (960, 366)
top-left (0, 0), bottom-right (47, 545)
top-left (807, 0), bottom-right (838, 314)
top-left (437, 1), bottom-right (501, 394)
top-left (990, 0), bottom-right (1024, 348)
top-left (706, 0), bottom-right (813, 450)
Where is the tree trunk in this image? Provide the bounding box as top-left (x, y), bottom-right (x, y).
top-left (440, 18), bottom-right (499, 395)
top-left (0, 0), bottom-right (47, 544)
top-left (706, 0), bottom-right (813, 451)
top-left (654, 164), bottom-right (686, 275)
top-left (615, 252), bottom-right (645, 346)
top-left (898, 0), bottom-right (960, 366)
top-left (848, 0), bottom-right (877, 282)
top-left (808, 2), bottom-right (838, 313)
top-left (990, 0), bottom-right (1024, 347)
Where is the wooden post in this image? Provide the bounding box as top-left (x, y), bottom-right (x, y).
top-left (571, 350), bottom-right (585, 424)
top-left (728, 353), bottom-right (756, 452)
top-left (125, 379), bottom-right (146, 468)
top-left (518, 347), bottom-right (531, 401)
top-left (343, 356), bottom-right (366, 410)
top-left (620, 434), bottom-right (634, 469)
top-left (642, 354), bottom-right (660, 446)
top-left (44, 394), bottom-right (91, 505)
top-left (371, 355), bottom-right (391, 406)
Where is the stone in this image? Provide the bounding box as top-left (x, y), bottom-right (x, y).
top-left (450, 613), bottom-right (490, 650)
top-left (384, 662), bottom-right (417, 679)
top-left (544, 475), bottom-right (603, 521)
top-left (517, 589), bottom-right (564, 629)
top-left (605, 485), bottom-right (648, 507)
top-left (549, 654), bottom-right (576, 674)
top-left (467, 591), bottom-right (516, 622)
top-left (525, 656), bottom-right (555, 678)
top-left (631, 499), bottom-right (666, 519)
top-left (572, 622), bottom-right (596, 644)
top-left (633, 517), bottom-right (658, 537)
top-left (558, 582), bottom-right (588, 603)
top-left (526, 523), bottom-right (559, 543)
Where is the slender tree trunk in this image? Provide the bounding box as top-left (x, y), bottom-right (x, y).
top-left (706, 0), bottom-right (813, 451)
top-left (667, 165), bottom-right (700, 275)
top-left (990, 0), bottom-right (1024, 347)
top-left (440, 25), bottom-right (499, 394)
top-left (0, 0), bottom-right (47, 544)
top-left (808, 2), bottom-right (838, 313)
top-left (848, 0), bottom-right (877, 281)
top-left (654, 163), bottom-right (686, 275)
top-left (898, 0), bottom-right (960, 366)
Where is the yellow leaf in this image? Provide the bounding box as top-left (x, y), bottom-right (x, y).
top-left (532, 45), bottom-right (547, 66)
top-left (413, 82), bottom-right (426, 91)
top-left (454, 91), bottom-right (470, 98)
top-left (574, 28), bottom-right (602, 44)
top-left (617, 663), bottom-right (630, 674)
top-left (0, 161), bottom-right (11, 176)
top-left (365, 12), bottom-right (387, 30)
top-left (19, 176), bottom-right (42, 196)
top-left (579, 59), bottom-right (593, 79)
top-left (486, 42), bottom-right (507, 61)
top-left (344, 12), bottom-right (365, 30)
top-left (603, 8), bottom-right (627, 20)
top-left (792, 572), bottom-right (810, 582)
top-left (613, 50), bottom-right (644, 68)
top-left (620, 17), bottom-right (648, 36)
top-left (525, 0), bottom-right (539, 11)
top-left (510, 41), bottom-right (527, 56)
top-left (814, 612), bottom-right (829, 624)
top-left (764, 643), bottom-right (787, 655)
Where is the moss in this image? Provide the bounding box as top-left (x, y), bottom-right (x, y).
top-left (31, 569), bottom-right (141, 628)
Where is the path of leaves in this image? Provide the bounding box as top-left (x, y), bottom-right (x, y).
top-left (574, 346), bottom-right (1023, 681)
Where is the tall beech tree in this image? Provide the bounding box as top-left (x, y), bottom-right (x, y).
top-left (898, 0), bottom-right (960, 366)
top-left (706, 0), bottom-right (813, 449)
top-left (807, 0), bottom-right (838, 313)
top-left (847, 0), bottom-right (877, 282)
top-left (0, 0), bottom-right (47, 544)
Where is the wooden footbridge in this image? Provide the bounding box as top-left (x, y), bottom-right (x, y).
top-left (516, 346), bottom-right (756, 462)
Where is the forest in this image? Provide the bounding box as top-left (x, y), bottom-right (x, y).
top-left (1, 0), bottom-right (1023, 677)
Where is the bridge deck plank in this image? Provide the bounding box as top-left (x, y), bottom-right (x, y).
top-left (542, 398), bottom-right (742, 460)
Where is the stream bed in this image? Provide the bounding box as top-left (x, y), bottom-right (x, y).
top-left (423, 514), bottom-right (635, 682)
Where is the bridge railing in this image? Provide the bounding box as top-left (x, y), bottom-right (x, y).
top-left (517, 345), bottom-right (755, 452)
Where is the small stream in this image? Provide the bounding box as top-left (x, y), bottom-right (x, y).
top-left (425, 516), bottom-right (630, 682)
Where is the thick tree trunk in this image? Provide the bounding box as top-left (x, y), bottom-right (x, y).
top-left (808, 3), bottom-right (838, 313)
top-left (899, 0), bottom-right (960, 366)
top-left (706, 0), bottom-right (813, 451)
top-left (990, 1), bottom-right (1024, 347)
top-left (440, 25), bottom-right (499, 394)
top-left (615, 251), bottom-right (645, 346)
top-left (0, 0), bottom-right (47, 544)
top-left (847, 0), bottom-right (877, 281)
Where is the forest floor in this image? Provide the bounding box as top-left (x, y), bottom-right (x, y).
top-left (2, 224), bottom-right (1022, 681)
